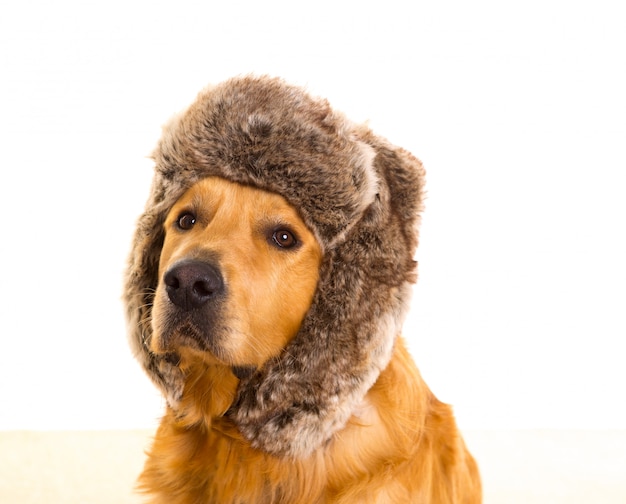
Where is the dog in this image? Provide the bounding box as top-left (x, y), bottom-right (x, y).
top-left (125, 76), bottom-right (481, 503)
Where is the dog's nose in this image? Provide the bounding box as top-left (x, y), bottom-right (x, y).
top-left (164, 260), bottom-right (224, 310)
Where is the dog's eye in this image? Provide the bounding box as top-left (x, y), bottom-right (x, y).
top-left (176, 212), bottom-right (196, 230)
top-left (271, 229), bottom-right (298, 249)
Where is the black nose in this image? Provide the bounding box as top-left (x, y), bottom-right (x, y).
top-left (164, 260), bottom-right (224, 310)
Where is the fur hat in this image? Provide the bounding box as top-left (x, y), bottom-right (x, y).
top-left (124, 76), bottom-right (425, 458)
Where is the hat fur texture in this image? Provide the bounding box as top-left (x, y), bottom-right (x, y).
top-left (124, 75), bottom-right (425, 458)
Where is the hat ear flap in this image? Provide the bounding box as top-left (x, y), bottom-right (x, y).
top-left (230, 134), bottom-right (425, 459)
top-left (125, 202), bottom-right (186, 408)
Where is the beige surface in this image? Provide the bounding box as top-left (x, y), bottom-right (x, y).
top-left (0, 430), bottom-right (149, 504)
top-left (464, 430), bottom-right (626, 503)
top-left (1, 429), bottom-right (625, 503)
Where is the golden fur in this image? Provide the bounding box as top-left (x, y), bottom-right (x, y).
top-left (139, 177), bottom-right (481, 503)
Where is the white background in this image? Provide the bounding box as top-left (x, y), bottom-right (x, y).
top-left (0, 0), bottom-right (624, 431)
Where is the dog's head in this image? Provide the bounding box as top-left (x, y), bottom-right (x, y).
top-left (125, 76), bottom-right (425, 458)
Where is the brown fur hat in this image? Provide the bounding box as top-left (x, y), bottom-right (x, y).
top-left (124, 76), bottom-right (425, 458)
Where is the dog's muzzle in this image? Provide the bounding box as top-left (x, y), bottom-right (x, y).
top-left (160, 259), bottom-right (255, 377)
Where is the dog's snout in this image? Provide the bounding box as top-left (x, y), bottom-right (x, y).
top-left (164, 260), bottom-right (224, 310)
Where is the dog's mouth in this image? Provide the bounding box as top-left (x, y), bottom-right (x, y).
top-left (156, 323), bottom-right (257, 383)
top-left (177, 322), bottom-right (208, 349)
top-left (156, 317), bottom-right (219, 354)
top-left (154, 310), bottom-right (255, 369)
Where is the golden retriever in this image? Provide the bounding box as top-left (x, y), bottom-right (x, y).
top-left (125, 76), bottom-right (481, 503)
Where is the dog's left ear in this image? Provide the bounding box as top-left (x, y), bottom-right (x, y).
top-left (229, 130), bottom-right (425, 459)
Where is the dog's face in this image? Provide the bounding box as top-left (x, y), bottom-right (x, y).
top-left (151, 176), bottom-right (322, 370)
